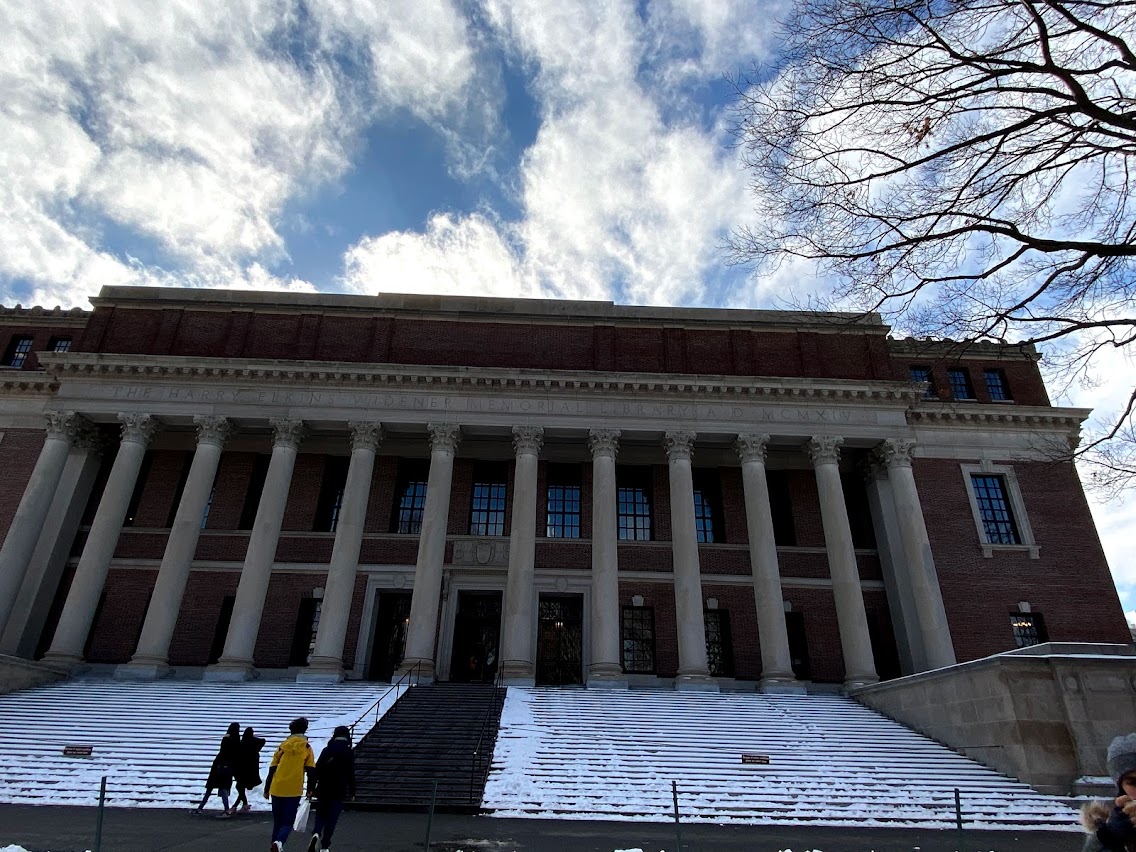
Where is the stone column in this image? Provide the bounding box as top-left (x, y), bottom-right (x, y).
top-left (0, 412), bottom-right (83, 638)
top-left (806, 436), bottom-right (878, 689)
top-left (400, 423), bottom-right (461, 683)
top-left (501, 426), bottom-right (543, 686)
top-left (587, 428), bottom-right (626, 688)
top-left (735, 433), bottom-right (801, 693)
top-left (1, 424), bottom-right (104, 658)
top-left (878, 438), bottom-right (956, 670)
top-left (664, 431), bottom-right (716, 691)
top-left (301, 421), bottom-right (382, 682)
top-left (43, 414), bottom-right (160, 668)
top-left (206, 419), bottom-right (305, 682)
top-left (118, 416), bottom-right (232, 679)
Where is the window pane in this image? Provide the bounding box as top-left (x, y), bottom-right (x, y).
top-left (1010, 612), bottom-right (1046, 647)
top-left (470, 481), bottom-right (507, 536)
top-left (3, 336), bottom-right (34, 368)
top-left (947, 369), bottom-right (975, 399)
top-left (621, 606), bottom-right (655, 673)
top-left (704, 609), bottom-right (733, 677)
top-left (617, 468), bottom-right (653, 541)
top-left (693, 490), bottom-right (715, 543)
top-left (546, 483), bottom-right (581, 538)
top-left (910, 366), bottom-right (935, 399)
top-left (972, 474), bottom-right (1021, 544)
top-left (984, 368), bottom-right (1011, 401)
top-left (50, 337), bottom-right (72, 352)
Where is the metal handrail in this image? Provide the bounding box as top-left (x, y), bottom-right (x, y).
top-left (348, 660), bottom-right (423, 740)
top-left (468, 664), bottom-right (506, 806)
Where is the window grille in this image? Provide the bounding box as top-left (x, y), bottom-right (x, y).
top-left (617, 468), bottom-right (653, 541)
top-left (470, 465), bottom-right (507, 536)
top-left (393, 461), bottom-right (429, 534)
top-left (984, 368), bottom-right (1012, 401)
top-left (704, 609), bottom-right (733, 677)
top-left (971, 474), bottom-right (1021, 544)
top-left (1010, 612), bottom-right (1047, 647)
top-left (50, 337), bottom-right (72, 352)
top-left (909, 366), bottom-right (935, 399)
top-left (546, 484), bottom-right (581, 538)
top-left (3, 336), bottom-right (33, 368)
top-left (947, 368), bottom-right (975, 399)
top-left (621, 606), bottom-right (656, 673)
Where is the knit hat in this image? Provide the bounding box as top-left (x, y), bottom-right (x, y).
top-left (1107, 733), bottom-right (1136, 783)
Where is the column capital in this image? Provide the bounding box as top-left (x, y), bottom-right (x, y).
top-left (193, 415), bottom-right (233, 448)
top-left (663, 430), bottom-right (696, 462)
top-left (877, 437), bottom-right (916, 469)
top-left (512, 425), bottom-right (544, 456)
top-left (348, 421), bottom-right (383, 451)
top-left (588, 428), bottom-right (621, 459)
top-left (270, 418), bottom-right (307, 449)
top-left (44, 411), bottom-right (83, 443)
top-left (735, 433), bottom-right (770, 464)
top-left (427, 422), bottom-right (461, 453)
top-left (806, 435), bottom-right (843, 466)
top-left (117, 413), bottom-right (160, 446)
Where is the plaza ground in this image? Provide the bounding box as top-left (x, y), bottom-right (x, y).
top-left (0, 804), bottom-right (1083, 851)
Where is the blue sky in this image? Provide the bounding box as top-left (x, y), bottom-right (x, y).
top-left (0, 0), bottom-right (1132, 624)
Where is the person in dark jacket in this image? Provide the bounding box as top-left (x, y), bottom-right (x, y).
top-left (233, 726), bottom-right (266, 813)
top-left (195, 722), bottom-right (240, 816)
top-left (1081, 733), bottom-right (1136, 852)
top-left (306, 726), bottom-right (356, 852)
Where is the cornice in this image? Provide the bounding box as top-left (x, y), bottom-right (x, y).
top-left (0, 374), bottom-right (60, 395)
top-left (39, 352), bottom-right (922, 406)
top-left (0, 305), bottom-right (90, 327)
top-left (888, 336), bottom-right (1040, 361)
top-left (909, 406), bottom-right (1089, 430)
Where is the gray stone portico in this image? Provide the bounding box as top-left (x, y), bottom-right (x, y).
top-left (0, 293), bottom-right (1090, 690)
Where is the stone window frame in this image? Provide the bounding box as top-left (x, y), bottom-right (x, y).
top-left (960, 461), bottom-right (1040, 559)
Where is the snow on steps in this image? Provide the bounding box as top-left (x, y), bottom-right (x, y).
top-left (0, 678), bottom-right (395, 810)
top-left (483, 688), bottom-right (1079, 830)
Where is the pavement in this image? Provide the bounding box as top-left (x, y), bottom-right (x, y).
top-left (0, 805), bottom-right (1085, 852)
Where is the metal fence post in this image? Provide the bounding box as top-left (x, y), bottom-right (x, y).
top-left (94, 775), bottom-right (107, 852)
top-left (954, 787), bottom-right (964, 851)
top-left (671, 779), bottom-right (683, 852)
top-left (424, 778), bottom-right (438, 850)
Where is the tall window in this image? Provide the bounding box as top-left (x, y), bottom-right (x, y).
top-left (617, 466), bottom-right (653, 541)
top-left (2, 335), bottom-right (34, 368)
top-left (392, 460), bottom-right (430, 534)
top-left (947, 368), bottom-right (976, 400)
top-left (621, 606), bottom-right (656, 673)
top-left (545, 463), bottom-right (581, 538)
top-left (984, 368), bottom-right (1012, 401)
top-left (766, 470), bottom-right (796, 546)
top-left (470, 462), bottom-right (508, 536)
top-left (313, 456), bottom-right (349, 532)
top-left (123, 452), bottom-right (154, 527)
top-left (239, 454), bottom-right (271, 530)
top-left (200, 486), bottom-right (215, 530)
top-left (704, 609), bottom-right (734, 677)
top-left (692, 470), bottom-right (723, 543)
top-left (971, 474), bottom-right (1021, 544)
top-left (1010, 612), bottom-right (1047, 647)
top-left (289, 597), bottom-right (323, 665)
top-left (49, 337), bottom-right (72, 353)
top-left (909, 365), bottom-right (936, 399)
top-left (166, 452), bottom-right (194, 527)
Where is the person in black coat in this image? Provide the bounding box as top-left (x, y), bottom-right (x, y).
top-left (195, 722), bottom-right (239, 816)
top-left (233, 726), bottom-right (266, 813)
top-left (306, 726), bottom-right (356, 852)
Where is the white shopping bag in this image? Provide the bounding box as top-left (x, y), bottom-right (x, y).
top-left (293, 797), bottom-right (312, 833)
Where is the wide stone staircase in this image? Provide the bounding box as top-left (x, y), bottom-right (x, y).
top-left (0, 677), bottom-right (393, 809)
top-left (482, 688), bottom-right (1080, 830)
top-left (351, 682), bottom-right (507, 812)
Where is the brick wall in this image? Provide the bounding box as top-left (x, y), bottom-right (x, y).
top-left (0, 429), bottom-right (44, 542)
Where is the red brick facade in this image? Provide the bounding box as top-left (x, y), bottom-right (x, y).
top-left (0, 289), bottom-right (1128, 686)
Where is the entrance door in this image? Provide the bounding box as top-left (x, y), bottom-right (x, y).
top-left (366, 591), bottom-right (412, 682)
top-left (536, 594), bottom-right (583, 686)
top-left (448, 591), bottom-right (502, 683)
top-left (785, 611), bottom-right (812, 681)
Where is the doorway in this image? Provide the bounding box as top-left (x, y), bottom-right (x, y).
top-left (785, 611), bottom-right (812, 682)
top-left (367, 591), bottom-right (412, 681)
top-left (448, 591), bottom-right (502, 683)
top-left (536, 594), bottom-right (583, 686)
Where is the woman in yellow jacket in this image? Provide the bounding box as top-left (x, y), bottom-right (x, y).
top-left (264, 717), bottom-right (316, 852)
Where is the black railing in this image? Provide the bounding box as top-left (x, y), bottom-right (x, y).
top-left (348, 660), bottom-right (423, 740)
top-left (468, 666), bottom-right (506, 807)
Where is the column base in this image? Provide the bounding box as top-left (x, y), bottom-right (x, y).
top-left (296, 656), bottom-right (345, 684)
top-left (203, 658), bottom-right (260, 682)
top-left (674, 672), bottom-right (719, 692)
top-left (843, 674), bottom-right (880, 692)
top-left (759, 673), bottom-right (807, 695)
top-left (586, 662), bottom-right (628, 689)
top-left (396, 657), bottom-right (435, 685)
top-left (500, 659), bottom-right (534, 687)
top-left (114, 658), bottom-right (172, 681)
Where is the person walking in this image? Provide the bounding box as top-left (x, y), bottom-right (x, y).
top-left (195, 722), bottom-right (240, 816)
top-left (306, 725), bottom-right (356, 852)
top-left (264, 717), bottom-right (316, 852)
top-left (233, 726), bottom-right (266, 813)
